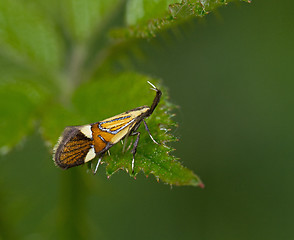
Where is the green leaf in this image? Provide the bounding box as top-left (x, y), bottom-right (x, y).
top-left (40, 103), bottom-right (83, 145)
top-left (112, 0), bottom-right (250, 38)
top-left (58, 0), bottom-right (121, 42)
top-left (0, 53), bottom-right (57, 151)
top-left (0, 0), bottom-right (63, 72)
top-left (0, 82), bottom-right (44, 152)
top-left (70, 72), bottom-right (203, 187)
top-left (126, 0), bottom-right (177, 25)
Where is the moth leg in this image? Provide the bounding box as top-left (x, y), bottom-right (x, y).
top-left (126, 137), bottom-right (133, 152)
top-left (122, 133), bottom-right (133, 153)
top-left (93, 155), bottom-right (103, 175)
top-left (130, 131), bottom-right (141, 173)
top-left (143, 119), bottom-right (158, 144)
top-left (122, 134), bottom-right (129, 153)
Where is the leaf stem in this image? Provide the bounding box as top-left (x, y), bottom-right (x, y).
top-left (57, 169), bottom-right (88, 239)
top-left (59, 43), bottom-right (87, 105)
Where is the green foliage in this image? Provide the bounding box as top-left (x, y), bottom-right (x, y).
top-left (0, 0), bottom-right (245, 187)
top-left (0, 0), bottom-right (62, 71)
top-left (112, 0), bottom-right (250, 38)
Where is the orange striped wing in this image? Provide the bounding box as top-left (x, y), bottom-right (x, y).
top-left (91, 106), bottom-right (150, 154)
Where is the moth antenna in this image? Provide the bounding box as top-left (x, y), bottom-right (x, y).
top-left (147, 81), bottom-right (162, 116)
top-left (147, 81), bottom-right (157, 90)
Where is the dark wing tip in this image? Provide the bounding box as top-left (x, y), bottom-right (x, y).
top-left (53, 126), bottom-right (93, 169)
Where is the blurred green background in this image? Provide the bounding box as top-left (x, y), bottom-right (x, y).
top-left (1, 0), bottom-right (293, 239)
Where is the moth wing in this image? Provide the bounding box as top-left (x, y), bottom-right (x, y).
top-left (100, 107), bottom-right (149, 130)
top-left (98, 107), bottom-right (149, 144)
top-left (53, 126), bottom-right (95, 169)
top-left (100, 113), bottom-right (134, 130)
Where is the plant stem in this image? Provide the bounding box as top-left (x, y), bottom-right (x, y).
top-left (57, 169), bottom-right (88, 240)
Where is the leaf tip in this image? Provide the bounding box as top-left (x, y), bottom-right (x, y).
top-left (190, 176), bottom-right (205, 188)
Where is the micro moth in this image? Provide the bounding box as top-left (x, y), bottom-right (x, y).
top-left (53, 81), bottom-right (162, 174)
